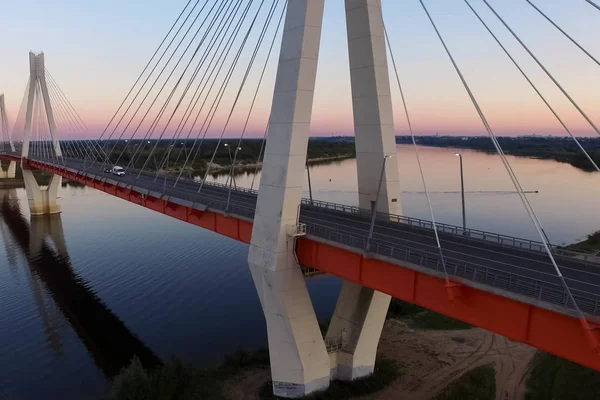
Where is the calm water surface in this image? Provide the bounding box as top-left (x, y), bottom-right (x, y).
top-left (1, 145), bottom-right (599, 399)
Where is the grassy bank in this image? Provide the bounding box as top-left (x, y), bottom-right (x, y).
top-left (388, 298), bottom-right (473, 330)
top-left (568, 231), bottom-right (600, 252)
top-left (103, 298), bottom-right (470, 399)
top-left (433, 364), bottom-right (496, 400)
top-left (103, 349), bottom-right (400, 400)
top-left (102, 348), bottom-right (270, 400)
top-left (526, 351), bottom-right (600, 399)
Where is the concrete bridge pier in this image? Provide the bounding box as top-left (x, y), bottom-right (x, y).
top-left (22, 166), bottom-right (61, 216)
top-left (248, 1), bottom-right (330, 397)
top-left (326, 0), bottom-right (402, 381)
top-left (0, 161), bottom-right (16, 179)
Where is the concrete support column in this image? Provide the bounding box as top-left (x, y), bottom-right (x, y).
top-left (0, 94), bottom-right (15, 154)
top-left (325, 0), bottom-right (403, 381)
top-left (22, 53), bottom-right (38, 160)
top-left (346, 0), bottom-right (401, 215)
top-left (22, 167), bottom-right (61, 215)
top-left (326, 281), bottom-right (391, 380)
top-left (248, 1), bottom-right (329, 398)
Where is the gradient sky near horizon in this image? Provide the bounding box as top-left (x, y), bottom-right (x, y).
top-left (1, 0), bottom-right (599, 139)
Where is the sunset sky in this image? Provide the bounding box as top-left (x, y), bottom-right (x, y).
top-left (1, 0), bottom-right (598, 139)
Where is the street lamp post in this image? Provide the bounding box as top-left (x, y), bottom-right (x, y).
top-left (224, 143), bottom-right (242, 189)
top-left (224, 144), bottom-right (233, 187)
top-left (306, 162), bottom-right (313, 205)
top-left (455, 153), bottom-right (466, 233)
top-left (366, 154), bottom-right (392, 253)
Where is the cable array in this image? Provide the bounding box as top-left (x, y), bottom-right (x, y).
top-left (72, 0), bottom-right (284, 200)
top-left (415, 0), bottom-right (593, 320)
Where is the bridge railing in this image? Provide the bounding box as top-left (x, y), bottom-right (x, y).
top-left (304, 222), bottom-right (600, 316)
top-left (301, 199), bottom-right (598, 263)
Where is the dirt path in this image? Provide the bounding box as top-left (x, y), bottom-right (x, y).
top-left (223, 319), bottom-right (536, 400)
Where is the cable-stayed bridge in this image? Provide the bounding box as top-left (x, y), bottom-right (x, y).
top-left (1, 0), bottom-right (600, 397)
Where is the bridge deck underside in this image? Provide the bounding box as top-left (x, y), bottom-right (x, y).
top-left (4, 154), bottom-right (600, 371)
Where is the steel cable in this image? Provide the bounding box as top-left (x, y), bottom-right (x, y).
top-left (132, 0), bottom-right (248, 180)
top-left (481, 0), bottom-right (600, 137)
top-left (173, 1), bottom-right (265, 185)
top-left (419, 0), bottom-right (588, 321)
top-left (111, 0), bottom-right (231, 172)
top-left (198, 0), bottom-right (270, 193)
top-left (384, 15), bottom-right (451, 281)
top-left (464, 0), bottom-right (600, 172)
top-left (225, 0), bottom-right (285, 209)
top-left (525, 0), bottom-right (600, 67)
top-left (93, 0), bottom-right (206, 162)
top-left (101, 0), bottom-right (221, 170)
top-left (152, 0), bottom-right (257, 182)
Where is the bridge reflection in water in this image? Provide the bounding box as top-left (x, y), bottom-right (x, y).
top-left (0, 189), bottom-right (161, 378)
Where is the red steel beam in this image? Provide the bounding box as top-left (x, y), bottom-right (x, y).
top-left (296, 238), bottom-right (600, 371)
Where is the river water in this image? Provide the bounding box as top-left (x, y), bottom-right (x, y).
top-left (1, 145), bottom-right (599, 399)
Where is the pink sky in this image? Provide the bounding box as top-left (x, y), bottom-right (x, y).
top-left (2, 0), bottom-right (599, 139)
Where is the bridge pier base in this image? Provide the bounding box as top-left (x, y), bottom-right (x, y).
top-left (327, 281), bottom-right (390, 380)
top-left (248, 254), bottom-right (331, 398)
top-left (22, 167), bottom-right (61, 216)
top-left (0, 161), bottom-right (16, 179)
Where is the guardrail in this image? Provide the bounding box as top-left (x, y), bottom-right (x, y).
top-left (304, 222), bottom-right (600, 316)
top-left (301, 198), bottom-right (599, 264)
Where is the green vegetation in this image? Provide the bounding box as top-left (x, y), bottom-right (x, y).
top-left (258, 358), bottom-right (400, 400)
top-left (388, 298), bottom-right (473, 330)
top-left (526, 351), bottom-right (600, 400)
top-left (102, 347), bottom-right (269, 400)
top-left (568, 231), bottom-right (600, 252)
top-left (396, 135), bottom-right (600, 172)
top-left (434, 363), bottom-right (496, 400)
top-left (87, 138), bottom-right (356, 176)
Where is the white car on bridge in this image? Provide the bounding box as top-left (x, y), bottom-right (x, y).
top-left (111, 166), bottom-right (125, 176)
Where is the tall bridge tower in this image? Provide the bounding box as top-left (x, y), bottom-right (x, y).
top-left (249, 0), bottom-right (400, 397)
top-left (0, 94), bottom-right (16, 179)
top-left (21, 52), bottom-right (63, 215)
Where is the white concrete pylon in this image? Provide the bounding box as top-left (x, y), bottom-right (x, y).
top-left (0, 94), bottom-right (15, 153)
top-left (325, 0), bottom-right (401, 381)
top-left (248, 1), bottom-right (330, 398)
top-left (22, 52), bottom-right (62, 160)
top-left (0, 94), bottom-right (17, 178)
top-left (346, 0), bottom-right (401, 215)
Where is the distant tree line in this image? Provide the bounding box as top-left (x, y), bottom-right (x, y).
top-left (70, 138), bottom-right (356, 175)
top-left (396, 136), bottom-right (600, 172)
